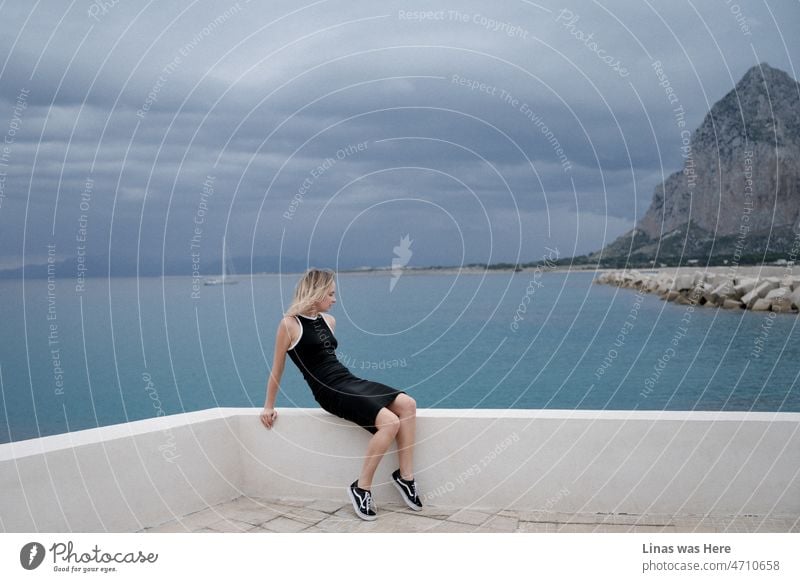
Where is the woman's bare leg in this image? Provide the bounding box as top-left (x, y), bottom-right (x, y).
top-left (387, 394), bottom-right (417, 480)
top-left (358, 408), bottom-right (400, 489)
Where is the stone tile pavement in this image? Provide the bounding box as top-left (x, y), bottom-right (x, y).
top-left (137, 496), bottom-right (800, 533)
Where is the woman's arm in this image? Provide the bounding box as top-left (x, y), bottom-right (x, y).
top-left (260, 317), bottom-right (295, 429)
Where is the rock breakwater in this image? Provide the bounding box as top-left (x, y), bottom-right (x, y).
top-left (594, 270), bottom-right (800, 313)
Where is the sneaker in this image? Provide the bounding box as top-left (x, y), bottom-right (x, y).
top-left (392, 469), bottom-right (423, 511)
top-left (348, 480), bottom-right (377, 521)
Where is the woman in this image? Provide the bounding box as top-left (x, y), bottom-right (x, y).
top-left (260, 268), bottom-right (422, 521)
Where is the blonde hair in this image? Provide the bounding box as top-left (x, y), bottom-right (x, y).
top-left (284, 268), bottom-right (336, 317)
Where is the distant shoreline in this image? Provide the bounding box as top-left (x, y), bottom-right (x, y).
top-left (175, 264), bottom-right (797, 278)
top-left (159, 264), bottom-right (797, 280)
top-left (3, 263), bottom-right (792, 280)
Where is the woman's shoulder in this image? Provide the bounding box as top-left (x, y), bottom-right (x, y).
top-left (279, 314), bottom-right (300, 330)
top-left (321, 313), bottom-right (335, 327)
top-left (278, 315), bottom-right (301, 346)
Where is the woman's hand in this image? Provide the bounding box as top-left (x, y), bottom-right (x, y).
top-left (260, 407), bottom-right (278, 429)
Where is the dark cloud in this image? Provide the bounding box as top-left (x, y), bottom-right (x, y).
top-left (0, 0), bottom-right (797, 272)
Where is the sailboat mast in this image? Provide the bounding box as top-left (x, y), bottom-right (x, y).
top-left (222, 239), bottom-right (227, 281)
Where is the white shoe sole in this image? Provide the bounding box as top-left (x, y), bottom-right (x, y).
top-left (347, 486), bottom-right (377, 521)
top-left (392, 479), bottom-right (423, 511)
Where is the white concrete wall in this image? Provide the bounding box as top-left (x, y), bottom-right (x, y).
top-left (0, 409), bottom-right (242, 532)
top-left (241, 409), bottom-right (800, 517)
top-left (1, 408), bottom-right (798, 532)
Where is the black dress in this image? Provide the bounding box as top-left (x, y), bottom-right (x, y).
top-left (286, 312), bottom-right (404, 434)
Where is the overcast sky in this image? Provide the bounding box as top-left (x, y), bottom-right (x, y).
top-left (0, 0), bottom-right (798, 273)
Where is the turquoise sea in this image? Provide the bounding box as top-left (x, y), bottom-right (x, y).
top-left (1, 270), bottom-right (798, 444)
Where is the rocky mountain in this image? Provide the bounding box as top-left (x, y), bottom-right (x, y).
top-left (583, 63), bottom-right (800, 268)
